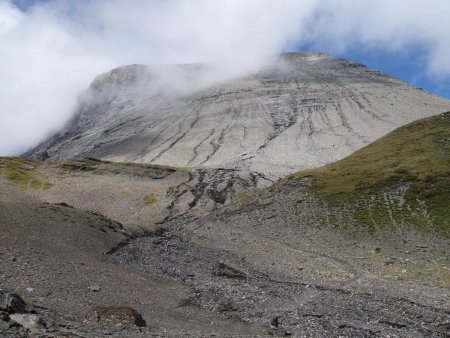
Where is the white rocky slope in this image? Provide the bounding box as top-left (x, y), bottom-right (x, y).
top-left (27, 52), bottom-right (450, 179)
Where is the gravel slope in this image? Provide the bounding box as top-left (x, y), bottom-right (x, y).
top-left (110, 175), bottom-right (450, 337)
top-left (0, 201), bottom-right (266, 337)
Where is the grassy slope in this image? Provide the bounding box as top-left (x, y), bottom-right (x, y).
top-left (2, 113), bottom-right (449, 237)
top-left (293, 112), bottom-right (450, 237)
top-left (0, 157), bottom-right (45, 190)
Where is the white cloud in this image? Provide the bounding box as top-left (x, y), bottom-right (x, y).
top-left (0, 1), bottom-right (116, 155)
top-left (307, 0), bottom-right (450, 76)
top-left (0, 0), bottom-right (449, 155)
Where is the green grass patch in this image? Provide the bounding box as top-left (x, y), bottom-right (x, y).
top-left (292, 112), bottom-right (450, 237)
top-left (58, 159), bottom-right (100, 172)
top-left (236, 190), bottom-right (252, 201)
top-left (0, 157), bottom-right (43, 190)
top-left (143, 188), bottom-right (157, 205)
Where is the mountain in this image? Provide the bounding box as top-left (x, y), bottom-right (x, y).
top-left (27, 52), bottom-right (450, 180)
top-left (3, 54), bottom-right (450, 337)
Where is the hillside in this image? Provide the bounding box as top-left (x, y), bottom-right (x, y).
top-left (1, 114), bottom-right (449, 336)
top-left (101, 113), bottom-right (450, 336)
top-left (26, 53), bottom-right (450, 179)
top-left (292, 111), bottom-right (450, 237)
top-left (0, 157), bottom-right (256, 233)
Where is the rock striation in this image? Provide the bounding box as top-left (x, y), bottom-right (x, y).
top-left (27, 52), bottom-right (450, 179)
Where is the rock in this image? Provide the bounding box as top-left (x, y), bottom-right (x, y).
top-left (275, 327), bottom-right (291, 336)
top-left (26, 288), bottom-right (34, 293)
top-left (212, 262), bottom-right (247, 279)
top-left (36, 151), bottom-right (50, 161)
top-left (0, 291), bottom-right (27, 313)
top-left (0, 319), bottom-right (11, 331)
top-left (416, 244), bottom-right (428, 249)
top-left (270, 316), bottom-right (281, 328)
top-left (269, 317), bottom-right (291, 336)
top-left (55, 202), bottom-right (74, 208)
top-left (86, 307), bottom-right (146, 327)
top-left (268, 327), bottom-right (291, 337)
top-left (437, 317), bottom-right (450, 333)
top-left (383, 257), bottom-right (396, 266)
top-left (9, 314), bottom-right (45, 332)
top-left (88, 284), bottom-right (101, 292)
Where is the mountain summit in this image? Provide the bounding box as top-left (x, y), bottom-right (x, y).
top-left (27, 53), bottom-right (450, 179)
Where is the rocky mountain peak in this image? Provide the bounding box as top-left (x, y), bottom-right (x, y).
top-left (89, 64), bottom-right (150, 92)
top-left (27, 52), bottom-right (450, 179)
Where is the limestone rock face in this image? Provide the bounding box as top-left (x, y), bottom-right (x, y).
top-left (27, 53), bottom-right (450, 179)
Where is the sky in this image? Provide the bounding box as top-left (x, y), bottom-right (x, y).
top-left (1, 0), bottom-right (450, 155)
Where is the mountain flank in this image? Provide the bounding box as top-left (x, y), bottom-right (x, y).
top-left (109, 113), bottom-right (450, 336)
top-left (27, 52), bottom-right (450, 179)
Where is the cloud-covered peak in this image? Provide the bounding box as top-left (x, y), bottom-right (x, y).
top-left (1, 0), bottom-right (449, 155)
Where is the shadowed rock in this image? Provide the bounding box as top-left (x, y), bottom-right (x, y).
top-left (0, 291), bottom-right (27, 314)
top-left (213, 262), bottom-right (247, 279)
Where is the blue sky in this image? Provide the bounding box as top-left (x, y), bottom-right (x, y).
top-left (11, 0), bottom-right (35, 9)
top-left (1, 1), bottom-right (449, 155)
top-left (334, 49), bottom-right (450, 99)
top-left (12, 0), bottom-right (48, 10)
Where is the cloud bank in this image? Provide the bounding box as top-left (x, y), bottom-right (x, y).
top-left (0, 0), bottom-right (449, 155)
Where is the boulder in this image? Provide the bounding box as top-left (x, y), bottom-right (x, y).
top-left (0, 291), bottom-right (27, 314)
top-left (86, 307), bottom-right (146, 327)
top-left (9, 314), bottom-right (45, 332)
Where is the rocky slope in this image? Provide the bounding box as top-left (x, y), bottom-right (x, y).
top-left (1, 113), bottom-right (449, 337)
top-left (0, 201), bottom-right (265, 337)
top-left (110, 113), bottom-right (450, 337)
top-left (26, 53), bottom-right (450, 179)
top-left (0, 157), bottom-right (258, 233)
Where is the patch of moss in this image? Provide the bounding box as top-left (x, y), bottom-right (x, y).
top-left (59, 159), bottom-right (99, 172)
top-left (236, 191), bottom-right (252, 201)
top-left (0, 157), bottom-right (43, 190)
top-left (293, 112), bottom-right (450, 237)
top-left (144, 188), bottom-right (157, 205)
top-left (42, 182), bottom-right (54, 190)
